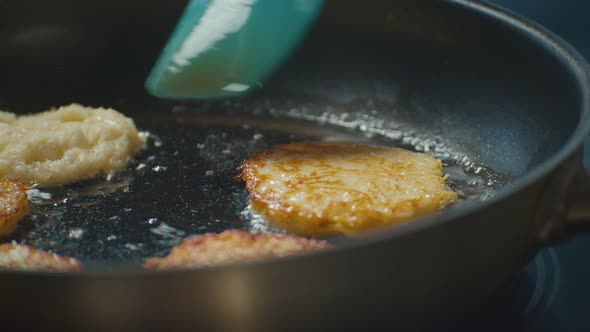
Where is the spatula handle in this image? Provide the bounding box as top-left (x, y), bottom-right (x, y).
top-left (146, 0), bottom-right (324, 100)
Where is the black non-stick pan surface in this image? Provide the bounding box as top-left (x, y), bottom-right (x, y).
top-left (0, 0), bottom-right (589, 330)
top-left (7, 101), bottom-right (505, 269)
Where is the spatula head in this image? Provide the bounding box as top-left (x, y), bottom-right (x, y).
top-left (145, 0), bottom-right (324, 100)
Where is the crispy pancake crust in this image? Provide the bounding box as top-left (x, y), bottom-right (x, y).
top-left (144, 230), bottom-right (330, 270)
top-left (0, 242), bottom-right (83, 272)
top-left (0, 178), bottom-right (28, 235)
top-left (239, 142), bottom-right (457, 236)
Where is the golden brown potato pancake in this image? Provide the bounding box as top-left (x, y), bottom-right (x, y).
top-left (0, 242), bottom-right (83, 272)
top-left (0, 178), bottom-right (28, 235)
top-left (239, 141), bottom-right (457, 236)
top-left (144, 230), bottom-right (330, 270)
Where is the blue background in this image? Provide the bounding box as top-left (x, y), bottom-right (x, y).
top-left (490, 0), bottom-right (589, 56)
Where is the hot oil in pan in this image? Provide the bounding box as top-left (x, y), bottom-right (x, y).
top-left (7, 107), bottom-right (507, 268)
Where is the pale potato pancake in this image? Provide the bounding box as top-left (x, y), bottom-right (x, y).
top-left (144, 230), bottom-right (330, 270)
top-left (0, 242), bottom-right (83, 272)
top-left (0, 104), bottom-right (146, 187)
top-left (239, 141), bottom-right (457, 236)
top-left (0, 178), bottom-right (28, 235)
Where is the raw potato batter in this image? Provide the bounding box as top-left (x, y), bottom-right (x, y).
top-left (240, 141), bottom-right (458, 236)
top-left (0, 104), bottom-right (146, 187)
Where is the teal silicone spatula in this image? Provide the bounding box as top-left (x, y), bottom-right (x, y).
top-left (145, 0), bottom-right (324, 100)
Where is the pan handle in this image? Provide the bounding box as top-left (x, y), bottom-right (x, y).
top-left (565, 169), bottom-right (590, 229)
top-left (565, 146), bottom-right (590, 230)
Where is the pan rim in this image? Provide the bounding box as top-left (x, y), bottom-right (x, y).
top-left (326, 0), bottom-right (590, 251)
top-left (3, 0), bottom-right (590, 277)
top-left (335, 1), bottom-right (590, 242)
top-left (319, 0), bottom-right (590, 253)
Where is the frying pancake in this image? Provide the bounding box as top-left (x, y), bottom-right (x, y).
top-left (144, 230), bottom-right (330, 270)
top-left (0, 178), bottom-right (28, 235)
top-left (0, 104), bottom-right (147, 187)
top-left (0, 242), bottom-right (83, 272)
top-left (239, 141), bottom-right (457, 236)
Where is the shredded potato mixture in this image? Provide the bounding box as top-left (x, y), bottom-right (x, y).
top-left (0, 242), bottom-right (83, 272)
top-left (144, 230), bottom-right (330, 270)
top-left (0, 178), bottom-right (28, 235)
top-left (0, 104), bottom-right (146, 187)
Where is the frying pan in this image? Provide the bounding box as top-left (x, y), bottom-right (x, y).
top-left (0, 0), bottom-right (589, 330)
